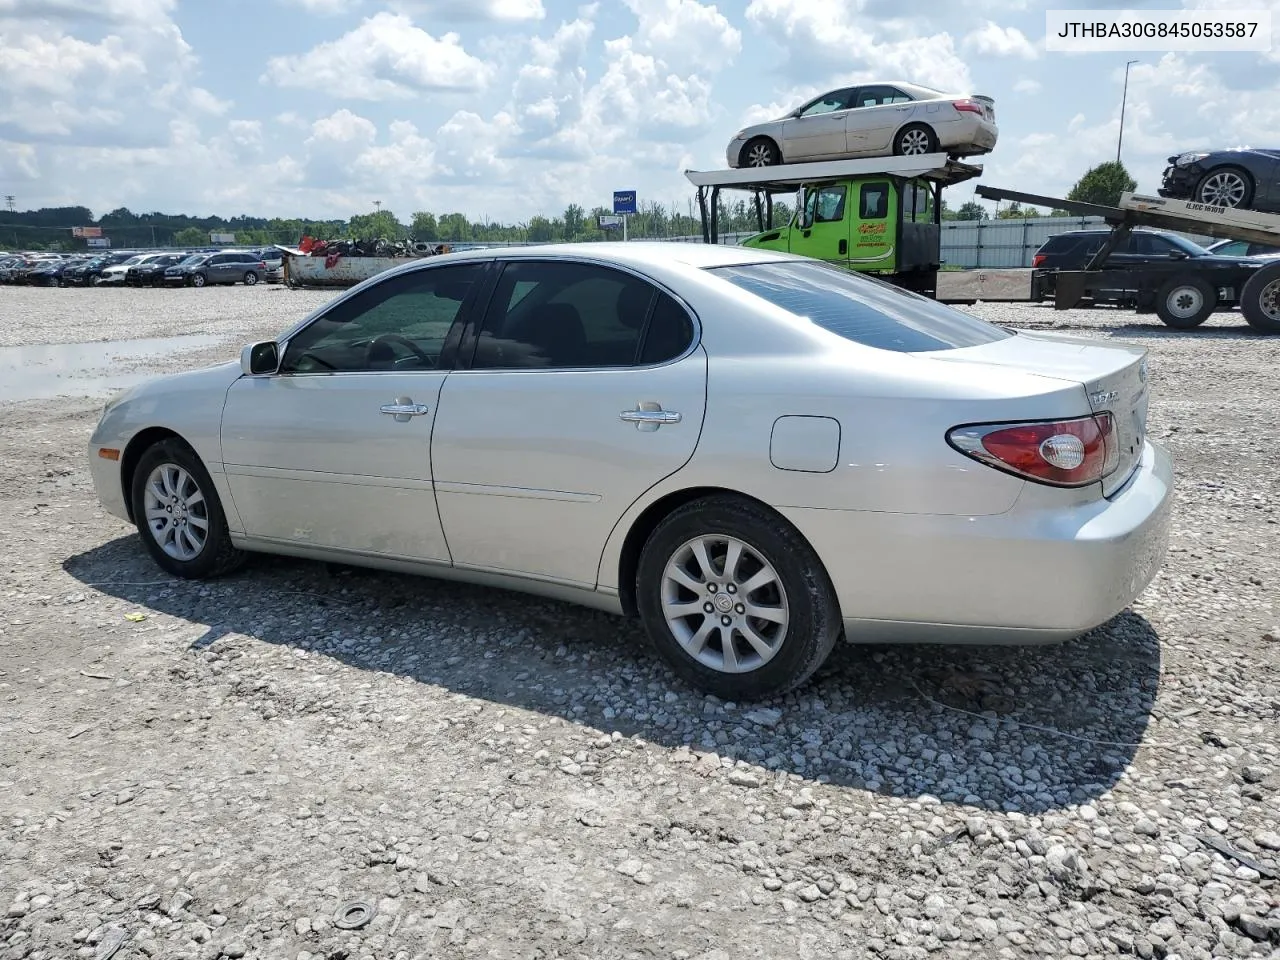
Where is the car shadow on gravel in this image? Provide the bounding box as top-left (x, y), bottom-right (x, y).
top-left (65, 538), bottom-right (1162, 815)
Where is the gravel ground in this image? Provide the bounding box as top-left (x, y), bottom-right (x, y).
top-left (1, 284), bottom-right (1278, 960)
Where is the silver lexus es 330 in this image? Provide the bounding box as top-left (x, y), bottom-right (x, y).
top-left (88, 242), bottom-right (1173, 700)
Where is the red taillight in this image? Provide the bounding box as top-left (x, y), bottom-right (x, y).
top-left (258, 261), bottom-right (266, 269)
top-left (947, 414), bottom-right (1117, 487)
top-left (953, 99), bottom-right (984, 114)
top-left (1032, 254), bottom-right (1047, 268)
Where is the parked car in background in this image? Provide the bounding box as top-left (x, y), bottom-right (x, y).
top-left (255, 247), bottom-right (285, 283)
top-left (128, 253), bottom-right (189, 286)
top-left (88, 242), bottom-right (1171, 699)
top-left (727, 81), bottom-right (997, 168)
top-left (163, 251), bottom-right (266, 287)
top-left (26, 257), bottom-right (90, 286)
top-left (63, 253), bottom-right (131, 286)
top-left (1159, 148), bottom-right (1280, 212)
top-left (1205, 238), bottom-right (1280, 259)
top-left (99, 253), bottom-right (164, 286)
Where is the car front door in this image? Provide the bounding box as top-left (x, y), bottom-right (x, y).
top-left (218, 261), bottom-right (489, 563)
top-left (781, 88), bottom-right (855, 160)
top-left (846, 85), bottom-right (916, 154)
top-left (429, 259), bottom-right (707, 586)
top-left (791, 184), bottom-right (851, 262)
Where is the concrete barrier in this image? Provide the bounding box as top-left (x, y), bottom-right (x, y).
top-left (937, 268), bottom-right (1033, 303)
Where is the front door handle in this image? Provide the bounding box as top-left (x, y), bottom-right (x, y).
top-left (620, 402), bottom-right (681, 432)
top-left (839, 239), bottom-right (848, 256)
top-left (380, 397), bottom-right (430, 422)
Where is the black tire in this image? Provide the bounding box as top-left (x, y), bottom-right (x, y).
top-left (1155, 275), bottom-right (1216, 328)
top-left (635, 494), bottom-right (842, 701)
top-left (739, 136), bottom-right (781, 168)
top-left (892, 122), bottom-right (939, 156)
top-left (243, 271), bottom-right (258, 285)
top-left (130, 438), bottom-right (246, 579)
top-left (1194, 166), bottom-right (1254, 209)
top-left (1240, 261), bottom-right (1280, 333)
top-left (191, 273), bottom-right (206, 288)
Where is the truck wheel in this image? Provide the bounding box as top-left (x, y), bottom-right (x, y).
top-left (1240, 261), bottom-right (1280, 333)
top-left (1155, 275), bottom-right (1216, 328)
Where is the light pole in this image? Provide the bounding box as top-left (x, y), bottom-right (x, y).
top-left (1117, 59), bottom-right (1139, 164)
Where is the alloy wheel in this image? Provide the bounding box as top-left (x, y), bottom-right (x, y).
top-left (899, 129), bottom-right (931, 155)
top-left (660, 535), bottom-right (790, 674)
top-left (1198, 171), bottom-right (1247, 207)
top-left (142, 463), bottom-right (209, 561)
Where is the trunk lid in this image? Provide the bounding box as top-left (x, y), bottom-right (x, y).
top-left (926, 330), bottom-right (1149, 497)
top-left (973, 94), bottom-right (995, 122)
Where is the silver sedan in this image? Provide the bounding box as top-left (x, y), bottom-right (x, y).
top-left (88, 242), bottom-right (1172, 700)
top-left (727, 81), bottom-right (998, 168)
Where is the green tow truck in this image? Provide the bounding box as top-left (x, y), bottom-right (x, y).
top-left (685, 153), bottom-right (983, 298)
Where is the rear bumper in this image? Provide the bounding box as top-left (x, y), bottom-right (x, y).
top-left (938, 116), bottom-right (998, 155)
top-left (782, 439), bottom-right (1174, 643)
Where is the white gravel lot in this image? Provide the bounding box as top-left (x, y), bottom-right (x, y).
top-left (1, 283), bottom-right (1278, 960)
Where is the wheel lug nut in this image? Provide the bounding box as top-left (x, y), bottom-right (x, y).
top-left (735, 603), bottom-right (745, 614)
top-left (726, 584), bottom-right (737, 594)
top-left (703, 602), bottom-right (714, 613)
top-left (707, 583), bottom-right (718, 593)
top-left (721, 616), bottom-right (731, 626)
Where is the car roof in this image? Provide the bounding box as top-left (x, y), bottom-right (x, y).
top-left (427, 240), bottom-right (798, 271)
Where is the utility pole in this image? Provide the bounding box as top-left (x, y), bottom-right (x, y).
top-left (1117, 59), bottom-right (1139, 164)
top-left (373, 200), bottom-right (382, 213)
top-left (3, 195), bottom-right (13, 211)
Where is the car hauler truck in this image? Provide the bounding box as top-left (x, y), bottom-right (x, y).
top-left (685, 153), bottom-right (983, 299)
top-left (976, 184), bottom-right (1280, 332)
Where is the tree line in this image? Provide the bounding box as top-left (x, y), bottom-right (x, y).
top-left (0, 162), bottom-right (1136, 252)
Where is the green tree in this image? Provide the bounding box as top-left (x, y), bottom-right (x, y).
top-left (437, 213), bottom-right (470, 241)
top-left (348, 209), bottom-right (404, 239)
top-left (954, 200), bottom-right (989, 221)
top-left (526, 215), bottom-right (555, 242)
top-left (410, 211), bottom-right (438, 239)
top-left (173, 227), bottom-right (206, 246)
top-left (562, 204), bottom-right (585, 240)
top-left (1066, 161), bottom-right (1138, 208)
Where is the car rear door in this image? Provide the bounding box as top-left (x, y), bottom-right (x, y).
top-left (219, 262), bottom-right (488, 562)
top-left (429, 258), bottom-right (707, 587)
top-left (846, 85), bottom-right (916, 154)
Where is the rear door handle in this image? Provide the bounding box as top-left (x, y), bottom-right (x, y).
top-left (620, 402), bottom-right (681, 432)
top-left (380, 398), bottom-right (430, 422)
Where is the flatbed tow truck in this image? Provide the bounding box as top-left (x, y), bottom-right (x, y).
top-left (685, 153), bottom-right (982, 298)
top-left (976, 184), bottom-right (1280, 332)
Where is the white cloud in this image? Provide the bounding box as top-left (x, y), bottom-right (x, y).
top-left (744, 0), bottom-right (974, 92)
top-left (963, 21), bottom-right (1037, 59)
top-left (1013, 78), bottom-right (1041, 95)
top-left (387, 0), bottom-right (546, 21)
top-left (307, 108), bottom-right (377, 145)
top-left (189, 87), bottom-right (232, 115)
top-left (278, 0), bottom-right (346, 12)
top-left (621, 0), bottom-right (742, 74)
top-left (262, 12), bottom-right (495, 99)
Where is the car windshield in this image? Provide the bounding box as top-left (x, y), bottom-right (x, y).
top-left (1163, 234), bottom-right (1211, 257)
top-left (180, 254), bottom-right (207, 265)
top-left (708, 260), bottom-right (1012, 353)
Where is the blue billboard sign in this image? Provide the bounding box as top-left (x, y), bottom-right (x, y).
top-left (612, 190), bottom-right (637, 215)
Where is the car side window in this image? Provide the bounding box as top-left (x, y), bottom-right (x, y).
top-left (638, 292), bottom-right (696, 364)
top-left (860, 182), bottom-right (889, 220)
top-left (470, 261), bottom-right (681, 370)
top-left (799, 89), bottom-right (852, 117)
top-left (280, 263), bottom-right (483, 374)
top-left (854, 85), bottom-right (913, 108)
top-left (815, 186), bottom-right (846, 223)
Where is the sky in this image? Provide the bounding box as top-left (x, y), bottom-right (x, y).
top-left (1, 0), bottom-right (1278, 225)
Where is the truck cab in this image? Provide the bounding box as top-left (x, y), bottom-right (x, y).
top-left (686, 154), bottom-right (980, 300)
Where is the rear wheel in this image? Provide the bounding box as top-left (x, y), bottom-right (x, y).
top-left (636, 495), bottom-right (842, 701)
top-left (243, 271), bottom-right (258, 285)
top-left (1240, 261), bottom-right (1280, 333)
top-left (130, 438), bottom-right (246, 579)
top-left (1155, 275), bottom-right (1216, 328)
top-left (1194, 166), bottom-right (1253, 209)
top-left (739, 137), bottom-right (781, 168)
top-left (893, 123), bottom-right (938, 156)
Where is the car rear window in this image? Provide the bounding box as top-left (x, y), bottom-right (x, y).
top-left (707, 260), bottom-right (1012, 352)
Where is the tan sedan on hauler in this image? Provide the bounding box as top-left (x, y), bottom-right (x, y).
top-left (727, 81), bottom-right (998, 168)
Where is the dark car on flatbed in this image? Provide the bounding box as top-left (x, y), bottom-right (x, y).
top-left (1159, 148), bottom-right (1280, 213)
top-left (1030, 226), bottom-right (1270, 327)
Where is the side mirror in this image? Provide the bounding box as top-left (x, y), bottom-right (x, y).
top-left (1169, 250), bottom-right (1189, 259)
top-left (241, 341), bottom-right (280, 376)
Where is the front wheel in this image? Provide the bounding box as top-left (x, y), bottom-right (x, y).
top-left (1155, 275), bottom-right (1216, 328)
top-left (893, 123), bottom-right (939, 156)
top-left (130, 438), bottom-right (246, 579)
top-left (1195, 166), bottom-right (1253, 209)
top-left (636, 495), bottom-right (842, 701)
top-left (243, 271), bottom-right (258, 285)
top-left (739, 137), bottom-right (781, 168)
top-left (1240, 261), bottom-right (1280, 333)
